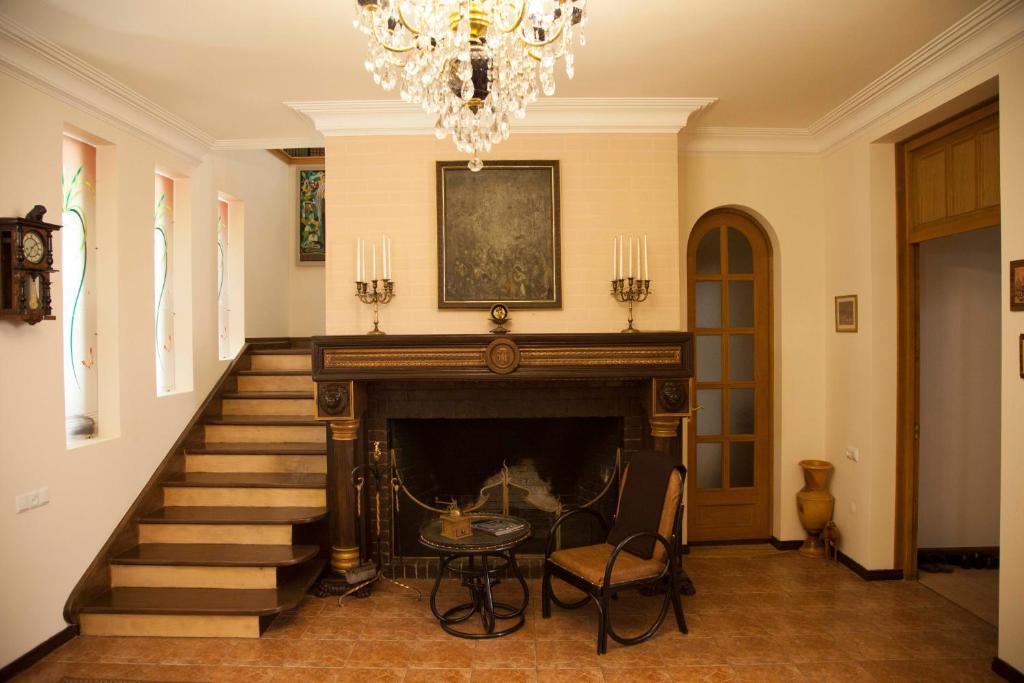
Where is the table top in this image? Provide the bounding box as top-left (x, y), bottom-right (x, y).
top-left (419, 514), bottom-right (532, 554)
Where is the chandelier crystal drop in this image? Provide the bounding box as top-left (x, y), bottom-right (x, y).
top-left (354, 0), bottom-right (588, 171)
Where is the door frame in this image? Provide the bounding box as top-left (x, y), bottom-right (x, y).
top-left (685, 207), bottom-right (774, 542)
top-left (894, 99), bottom-right (1000, 579)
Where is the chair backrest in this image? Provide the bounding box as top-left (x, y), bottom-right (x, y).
top-left (607, 450), bottom-right (686, 562)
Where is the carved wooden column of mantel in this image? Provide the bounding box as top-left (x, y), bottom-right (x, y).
top-left (328, 419), bottom-right (361, 574)
top-left (646, 377), bottom-right (693, 457)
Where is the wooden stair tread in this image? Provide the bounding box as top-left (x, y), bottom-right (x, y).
top-left (187, 443), bottom-right (325, 455)
top-left (140, 506), bottom-right (327, 525)
top-left (235, 370), bottom-right (311, 377)
top-left (112, 544), bottom-right (319, 567)
top-left (80, 559), bottom-right (325, 617)
top-left (205, 416), bottom-right (322, 426)
top-left (219, 392), bottom-right (313, 400)
top-left (249, 349), bottom-right (311, 355)
top-left (164, 473), bottom-right (326, 489)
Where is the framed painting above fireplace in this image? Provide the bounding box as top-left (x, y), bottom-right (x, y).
top-left (436, 160), bottom-right (561, 309)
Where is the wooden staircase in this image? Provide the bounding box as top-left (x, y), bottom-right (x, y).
top-left (71, 343), bottom-right (328, 638)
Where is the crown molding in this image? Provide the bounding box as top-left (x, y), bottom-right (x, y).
top-left (681, 0), bottom-right (1024, 157)
top-left (211, 137), bottom-right (324, 151)
top-left (284, 97), bottom-right (718, 137)
top-left (0, 13), bottom-right (214, 164)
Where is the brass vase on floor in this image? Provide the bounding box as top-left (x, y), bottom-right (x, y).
top-left (796, 459), bottom-right (835, 558)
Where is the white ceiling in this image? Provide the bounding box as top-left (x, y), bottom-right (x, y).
top-left (0, 0), bottom-right (985, 141)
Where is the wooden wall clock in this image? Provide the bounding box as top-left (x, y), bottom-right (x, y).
top-left (0, 205), bottom-right (61, 325)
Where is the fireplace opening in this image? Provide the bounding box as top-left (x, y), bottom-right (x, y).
top-left (389, 417), bottom-right (621, 556)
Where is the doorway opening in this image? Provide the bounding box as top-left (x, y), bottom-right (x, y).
top-left (896, 99), bottom-right (1001, 624)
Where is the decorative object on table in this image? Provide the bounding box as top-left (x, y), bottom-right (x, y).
top-left (542, 451), bottom-right (689, 655)
top-left (611, 234), bottom-right (651, 333)
top-left (834, 294), bottom-right (858, 332)
top-left (440, 502), bottom-right (473, 540)
top-left (353, 0), bottom-right (587, 171)
top-left (822, 520), bottom-right (840, 562)
top-left (298, 169), bottom-right (326, 262)
top-left (354, 236), bottom-right (394, 335)
top-left (1011, 259), bottom-right (1024, 311)
top-left (472, 518), bottom-right (527, 536)
top-left (796, 459), bottom-right (835, 558)
top-left (488, 302), bottom-right (510, 334)
top-left (420, 514), bottom-right (532, 639)
top-left (0, 206), bottom-right (61, 325)
top-left (437, 160), bottom-right (561, 309)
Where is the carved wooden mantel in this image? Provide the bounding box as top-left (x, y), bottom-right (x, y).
top-left (310, 332), bottom-right (694, 577)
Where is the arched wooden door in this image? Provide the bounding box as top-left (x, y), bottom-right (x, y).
top-left (686, 209), bottom-right (772, 541)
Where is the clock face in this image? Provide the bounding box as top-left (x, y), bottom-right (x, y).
top-left (490, 303), bottom-right (509, 321)
top-left (22, 230), bottom-right (45, 265)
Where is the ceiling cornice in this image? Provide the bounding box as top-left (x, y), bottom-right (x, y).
top-left (683, 0), bottom-right (1024, 156)
top-left (0, 13), bottom-right (214, 164)
top-left (284, 97), bottom-right (718, 137)
top-left (211, 137), bottom-right (325, 151)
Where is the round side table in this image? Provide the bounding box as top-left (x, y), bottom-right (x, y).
top-left (419, 515), bottom-right (531, 639)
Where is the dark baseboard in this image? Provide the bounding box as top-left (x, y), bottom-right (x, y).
top-left (245, 336), bottom-right (311, 348)
top-left (687, 538), bottom-right (774, 547)
top-left (770, 537), bottom-right (803, 551)
top-left (993, 657), bottom-right (1024, 682)
top-left (836, 549), bottom-right (903, 581)
top-left (0, 625), bottom-right (77, 681)
top-left (918, 546), bottom-right (999, 569)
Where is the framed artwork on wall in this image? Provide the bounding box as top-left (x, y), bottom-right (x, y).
top-left (436, 160), bottom-right (561, 309)
top-left (1011, 259), bottom-right (1024, 311)
top-left (298, 169), bottom-right (326, 262)
top-left (835, 294), bottom-right (858, 333)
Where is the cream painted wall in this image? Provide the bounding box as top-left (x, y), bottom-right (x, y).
top-left (324, 134), bottom-right (680, 335)
top-left (818, 42), bottom-right (1024, 671)
top-left (0, 73), bottom-right (291, 668)
top-left (677, 153), bottom-right (828, 543)
top-left (918, 227), bottom-right (1001, 550)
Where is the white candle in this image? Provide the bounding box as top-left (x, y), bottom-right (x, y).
top-left (387, 236), bottom-right (392, 280)
top-left (643, 235), bottom-right (649, 280)
top-left (358, 239), bottom-right (363, 282)
top-left (618, 235), bottom-right (623, 280)
top-left (628, 237), bottom-right (633, 278)
top-left (381, 235), bottom-right (387, 280)
top-left (355, 239), bottom-right (360, 282)
top-left (371, 243), bottom-right (377, 281)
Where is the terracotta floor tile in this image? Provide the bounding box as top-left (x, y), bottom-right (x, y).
top-left (270, 666), bottom-right (340, 682)
top-left (473, 640), bottom-right (536, 668)
top-left (535, 639), bottom-right (602, 668)
top-left (603, 667), bottom-right (674, 682)
top-left (405, 668), bottom-right (472, 683)
top-left (536, 667), bottom-right (604, 683)
top-left (728, 664), bottom-right (804, 681)
top-left (794, 661), bottom-right (877, 682)
top-left (334, 668), bottom-right (405, 682)
top-left (470, 668), bottom-right (538, 682)
top-left (665, 665), bottom-right (738, 682)
top-left (408, 640), bottom-right (476, 668)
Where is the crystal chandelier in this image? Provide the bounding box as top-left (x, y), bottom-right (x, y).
top-left (354, 0), bottom-right (588, 171)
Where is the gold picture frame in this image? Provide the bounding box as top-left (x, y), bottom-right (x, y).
top-left (436, 160), bottom-right (561, 309)
top-left (835, 294), bottom-right (858, 333)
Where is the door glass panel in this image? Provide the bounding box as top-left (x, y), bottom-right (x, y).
top-left (729, 442), bottom-right (755, 487)
top-left (695, 228), bottom-right (720, 275)
top-left (696, 335), bottom-right (722, 382)
top-left (728, 335), bottom-right (754, 381)
top-left (728, 281), bottom-right (754, 327)
top-left (696, 282), bottom-right (722, 328)
top-left (728, 227), bottom-right (753, 273)
top-left (696, 389), bottom-right (722, 436)
top-left (696, 443), bottom-right (723, 489)
top-left (729, 388), bottom-right (755, 434)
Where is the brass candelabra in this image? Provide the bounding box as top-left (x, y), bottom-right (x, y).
top-left (356, 278), bottom-right (395, 335)
top-left (611, 277), bottom-right (651, 333)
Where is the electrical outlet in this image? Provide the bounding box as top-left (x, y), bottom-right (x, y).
top-left (845, 446), bottom-right (860, 462)
top-left (15, 488), bottom-right (49, 513)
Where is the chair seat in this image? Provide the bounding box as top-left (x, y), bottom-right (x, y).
top-left (549, 543), bottom-right (666, 587)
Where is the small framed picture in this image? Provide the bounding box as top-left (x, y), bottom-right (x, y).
top-left (835, 295), bottom-right (858, 333)
top-left (1011, 259), bottom-right (1024, 311)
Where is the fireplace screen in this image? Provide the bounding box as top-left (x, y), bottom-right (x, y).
top-left (388, 417), bottom-right (622, 557)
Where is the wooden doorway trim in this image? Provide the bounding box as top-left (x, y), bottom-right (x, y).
top-left (895, 99), bottom-right (1000, 579)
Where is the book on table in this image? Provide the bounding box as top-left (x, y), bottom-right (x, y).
top-left (472, 519), bottom-right (525, 536)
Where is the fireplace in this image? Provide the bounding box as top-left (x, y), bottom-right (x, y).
top-left (310, 332), bottom-right (694, 582)
top-left (390, 417), bottom-right (621, 557)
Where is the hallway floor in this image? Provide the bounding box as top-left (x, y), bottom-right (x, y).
top-left (17, 546), bottom-right (1000, 682)
top-left (919, 567), bottom-right (999, 627)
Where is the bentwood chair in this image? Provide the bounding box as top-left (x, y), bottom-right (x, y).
top-left (541, 450), bottom-right (688, 654)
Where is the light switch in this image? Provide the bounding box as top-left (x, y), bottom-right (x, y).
top-left (15, 488), bottom-right (49, 513)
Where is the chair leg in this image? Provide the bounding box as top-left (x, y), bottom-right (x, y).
top-left (670, 569), bottom-right (688, 634)
top-left (597, 594), bottom-right (610, 655)
top-left (541, 571), bottom-right (552, 619)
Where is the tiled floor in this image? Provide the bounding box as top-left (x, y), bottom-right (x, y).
top-left (16, 547), bottom-right (1001, 682)
top-left (918, 567), bottom-right (999, 627)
